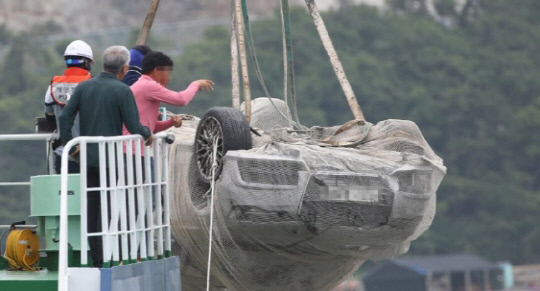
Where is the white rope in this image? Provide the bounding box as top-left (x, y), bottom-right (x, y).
top-left (205, 137), bottom-right (219, 291)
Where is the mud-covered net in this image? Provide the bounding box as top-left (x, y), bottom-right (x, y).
top-left (168, 99), bottom-right (446, 290)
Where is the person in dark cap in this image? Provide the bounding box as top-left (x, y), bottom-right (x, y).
top-left (121, 44), bottom-right (152, 86)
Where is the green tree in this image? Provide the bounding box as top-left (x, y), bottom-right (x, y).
top-left (1, 0), bottom-right (539, 264)
top-left (169, 2), bottom-right (540, 264)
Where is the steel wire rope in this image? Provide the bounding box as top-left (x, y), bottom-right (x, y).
top-left (280, 0), bottom-right (303, 128)
top-left (239, 0), bottom-right (294, 127)
top-left (240, 0), bottom-right (272, 100)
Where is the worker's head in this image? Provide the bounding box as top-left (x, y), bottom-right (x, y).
top-left (64, 40), bottom-right (94, 71)
top-left (129, 45), bottom-right (152, 69)
top-left (102, 45), bottom-right (130, 79)
top-left (141, 51), bottom-right (173, 86)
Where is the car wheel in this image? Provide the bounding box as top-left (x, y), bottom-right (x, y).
top-left (194, 107), bottom-right (252, 185)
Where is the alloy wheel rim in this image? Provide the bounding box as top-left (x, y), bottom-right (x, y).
top-left (196, 116), bottom-right (224, 181)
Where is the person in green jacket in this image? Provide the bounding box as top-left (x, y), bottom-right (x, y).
top-left (60, 45), bottom-right (153, 267)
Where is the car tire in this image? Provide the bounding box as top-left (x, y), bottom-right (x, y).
top-left (194, 107), bottom-right (252, 185)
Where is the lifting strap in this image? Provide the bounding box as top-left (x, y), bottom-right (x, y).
top-left (305, 0), bottom-right (366, 121)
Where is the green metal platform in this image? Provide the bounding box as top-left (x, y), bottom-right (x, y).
top-left (0, 269), bottom-right (57, 291)
top-left (1, 133), bottom-right (179, 291)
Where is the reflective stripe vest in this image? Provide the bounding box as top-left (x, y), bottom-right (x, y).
top-left (50, 67), bottom-right (92, 106)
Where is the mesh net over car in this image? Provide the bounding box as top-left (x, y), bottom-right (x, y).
top-left (168, 98), bottom-right (446, 290)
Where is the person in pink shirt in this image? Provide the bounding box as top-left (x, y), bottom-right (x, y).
top-left (124, 51), bottom-right (214, 137)
top-left (123, 51), bottom-right (214, 212)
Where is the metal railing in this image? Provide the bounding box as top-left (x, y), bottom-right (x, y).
top-left (0, 133), bottom-right (56, 185)
top-left (58, 132), bottom-right (174, 291)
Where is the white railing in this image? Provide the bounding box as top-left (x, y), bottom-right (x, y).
top-left (58, 132), bottom-right (174, 291)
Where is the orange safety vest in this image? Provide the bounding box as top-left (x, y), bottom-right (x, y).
top-left (50, 67), bottom-right (92, 106)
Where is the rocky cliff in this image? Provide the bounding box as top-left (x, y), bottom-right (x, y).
top-left (0, 0), bottom-right (386, 34)
top-left (1, 0), bottom-right (286, 34)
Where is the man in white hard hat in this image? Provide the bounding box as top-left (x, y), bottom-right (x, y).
top-left (44, 40), bottom-right (94, 174)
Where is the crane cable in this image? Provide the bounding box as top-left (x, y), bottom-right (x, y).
top-left (3, 228), bottom-right (40, 271)
top-left (280, 0), bottom-right (302, 128)
top-left (241, 0), bottom-right (273, 103)
top-left (236, 0), bottom-right (302, 128)
top-left (238, 0), bottom-right (291, 126)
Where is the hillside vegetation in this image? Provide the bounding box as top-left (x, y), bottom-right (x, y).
top-left (0, 0), bottom-right (538, 264)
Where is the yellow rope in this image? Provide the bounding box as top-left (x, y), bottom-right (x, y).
top-left (3, 229), bottom-right (40, 271)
